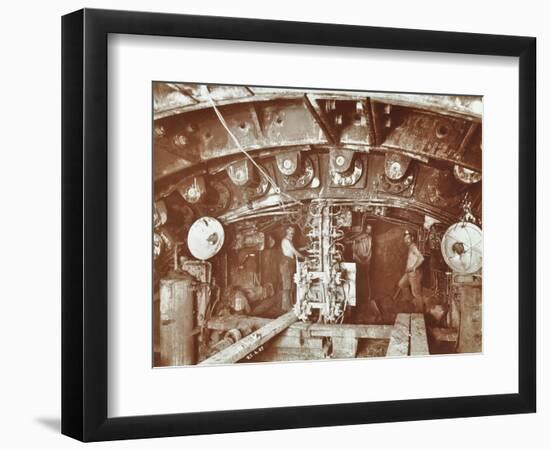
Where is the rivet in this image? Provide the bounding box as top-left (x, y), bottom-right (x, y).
top-left (436, 125), bottom-right (449, 138)
top-left (173, 134), bottom-right (187, 146)
top-left (154, 125), bottom-right (166, 138)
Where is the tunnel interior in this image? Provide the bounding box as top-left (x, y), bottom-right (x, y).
top-left (152, 84), bottom-right (483, 365)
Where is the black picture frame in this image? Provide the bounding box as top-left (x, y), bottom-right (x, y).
top-left (61, 8), bottom-right (536, 442)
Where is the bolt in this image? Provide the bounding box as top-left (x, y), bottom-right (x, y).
top-left (173, 134), bottom-right (187, 146)
top-left (154, 125), bottom-right (166, 138)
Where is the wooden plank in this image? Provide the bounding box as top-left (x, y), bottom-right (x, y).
top-left (207, 316), bottom-right (393, 339)
top-left (269, 335), bottom-right (324, 350)
top-left (410, 313), bottom-right (430, 356)
top-left (159, 277), bottom-right (195, 366)
top-left (457, 285), bottom-right (482, 353)
top-left (386, 313), bottom-right (410, 357)
top-left (200, 311), bottom-right (298, 365)
top-left (331, 330), bottom-right (358, 359)
top-left (207, 315), bottom-right (270, 331)
top-left (291, 323), bottom-right (393, 339)
top-left (250, 347), bottom-right (326, 362)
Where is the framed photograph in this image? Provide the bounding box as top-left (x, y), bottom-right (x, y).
top-left (62, 8), bottom-right (536, 441)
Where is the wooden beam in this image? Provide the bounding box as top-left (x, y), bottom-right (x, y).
top-left (331, 329), bottom-right (358, 359)
top-left (410, 313), bottom-right (430, 356)
top-left (207, 316), bottom-right (393, 340)
top-left (292, 323), bottom-right (393, 339)
top-left (269, 335), bottom-right (324, 350)
top-left (457, 285), bottom-right (482, 353)
top-left (207, 315), bottom-right (270, 331)
top-left (250, 347), bottom-right (326, 363)
top-left (386, 313), bottom-right (410, 357)
top-left (200, 311), bottom-right (298, 365)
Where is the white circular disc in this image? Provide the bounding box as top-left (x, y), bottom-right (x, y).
top-left (187, 217), bottom-right (225, 260)
top-left (441, 222), bottom-right (482, 274)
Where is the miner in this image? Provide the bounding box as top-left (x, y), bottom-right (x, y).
top-left (393, 229), bottom-right (425, 313)
top-left (280, 226), bottom-right (305, 311)
top-left (351, 223), bottom-right (382, 321)
top-left (352, 223), bottom-right (373, 302)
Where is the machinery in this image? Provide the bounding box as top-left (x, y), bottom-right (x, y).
top-left (294, 201), bottom-right (356, 323)
top-left (152, 83), bottom-right (483, 365)
top-left (441, 221), bottom-right (482, 275)
top-left (440, 209), bottom-right (483, 352)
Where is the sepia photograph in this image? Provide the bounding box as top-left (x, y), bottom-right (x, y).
top-left (152, 83), bottom-right (483, 367)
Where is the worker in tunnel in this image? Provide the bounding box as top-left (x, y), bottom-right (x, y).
top-left (393, 229), bottom-right (425, 313)
top-left (351, 222), bottom-right (382, 322)
top-left (352, 222), bottom-right (373, 302)
top-left (280, 226), bottom-right (305, 311)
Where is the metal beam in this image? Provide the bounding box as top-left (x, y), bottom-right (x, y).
top-left (304, 94), bottom-right (339, 144)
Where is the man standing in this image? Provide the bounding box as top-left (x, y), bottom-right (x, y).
top-left (393, 229), bottom-right (425, 313)
top-left (280, 226), bottom-right (305, 311)
top-left (352, 223), bottom-right (373, 302)
top-left (352, 223), bottom-right (383, 321)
